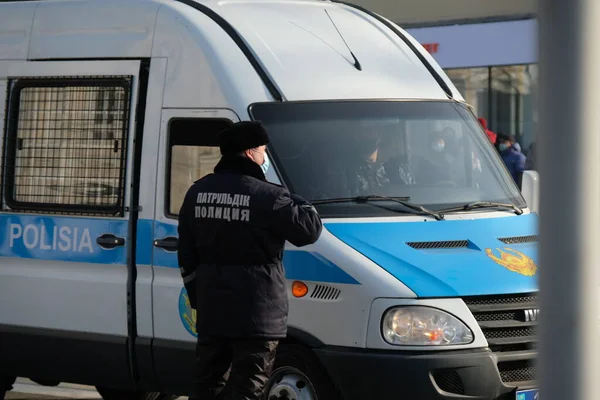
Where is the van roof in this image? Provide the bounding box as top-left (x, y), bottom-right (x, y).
top-left (212, 0), bottom-right (453, 101)
top-left (0, 0), bottom-right (462, 104)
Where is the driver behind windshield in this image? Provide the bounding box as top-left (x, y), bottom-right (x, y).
top-left (310, 127), bottom-right (414, 199)
top-left (355, 131), bottom-right (414, 194)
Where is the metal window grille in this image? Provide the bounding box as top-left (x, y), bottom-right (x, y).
top-left (2, 77), bottom-right (132, 216)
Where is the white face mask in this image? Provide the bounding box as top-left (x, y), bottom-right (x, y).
top-left (251, 148), bottom-right (270, 174)
top-left (260, 153), bottom-right (270, 174)
top-left (432, 140), bottom-right (445, 152)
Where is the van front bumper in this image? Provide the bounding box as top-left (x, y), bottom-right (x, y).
top-left (314, 346), bottom-right (536, 400)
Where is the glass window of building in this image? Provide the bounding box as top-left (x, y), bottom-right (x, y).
top-left (445, 67), bottom-right (490, 122)
top-left (445, 64), bottom-right (538, 168)
top-left (490, 65), bottom-right (538, 153)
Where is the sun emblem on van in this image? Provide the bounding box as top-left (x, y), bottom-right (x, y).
top-left (484, 247), bottom-right (537, 276)
top-left (178, 288), bottom-right (198, 338)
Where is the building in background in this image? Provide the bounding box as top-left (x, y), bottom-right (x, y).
top-left (350, 0), bottom-right (539, 155)
top-left (407, 20), bottom-right (538, 154)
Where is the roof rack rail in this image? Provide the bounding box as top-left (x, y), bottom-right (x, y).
top-left (331, 1), bottom-right (454, 99)
top-left (174, 0), bottom-right (284, 102)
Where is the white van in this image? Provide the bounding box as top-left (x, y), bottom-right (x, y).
top-left (0, 1), bottom-right (540, 399)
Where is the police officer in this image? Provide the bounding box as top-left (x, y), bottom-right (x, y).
top-left (177, 121), bottom-right (323, 400)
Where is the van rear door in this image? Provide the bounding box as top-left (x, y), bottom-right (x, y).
top-left (0, 60), bottom-right (144, 387)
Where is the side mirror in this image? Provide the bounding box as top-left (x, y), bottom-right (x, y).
top-left (521, 170), bottom-right (540, 214)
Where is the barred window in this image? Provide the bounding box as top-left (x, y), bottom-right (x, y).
top-left (167, 118), bottom-right (232, 217)
top-left (3, 78), bottom-right (132, 215)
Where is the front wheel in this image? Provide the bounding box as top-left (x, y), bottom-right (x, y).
top-left (95, 387), bottom-right (177, 400)
top-left (265, 345), bottom-right (338, 400)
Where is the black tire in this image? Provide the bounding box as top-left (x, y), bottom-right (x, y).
top-left (95, 387), bottom-right (178, 400)
top-left (264, 344), bottom-right (339, 400)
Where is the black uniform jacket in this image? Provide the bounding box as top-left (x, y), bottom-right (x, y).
top-left (177, 155), bottom-right (323, 339)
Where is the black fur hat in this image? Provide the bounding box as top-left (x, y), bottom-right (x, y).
top-left (218, 121), bottom-right (270, 155)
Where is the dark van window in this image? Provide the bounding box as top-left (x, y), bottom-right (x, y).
top-left (250, 101), bottom-right (524, 218)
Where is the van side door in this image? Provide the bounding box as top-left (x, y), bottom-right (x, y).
top-left (149, 109), bottom-right (237, 394)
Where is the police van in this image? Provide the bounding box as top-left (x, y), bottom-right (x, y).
top-left (0, 0), bottom-right (540, 399)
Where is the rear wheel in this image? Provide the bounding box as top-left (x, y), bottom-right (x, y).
top-left (95, 387), bottom-right (177, 400)
top-left (265, 345), bottom-right (338, 400)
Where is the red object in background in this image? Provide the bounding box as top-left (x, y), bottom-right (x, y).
top-left (422, 43), bottom-right (440, 54)
top-left (478, 117), bottom-right (497, 144)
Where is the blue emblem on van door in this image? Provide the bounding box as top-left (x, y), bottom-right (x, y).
top-left (178, 288), bottom-right (197, 338)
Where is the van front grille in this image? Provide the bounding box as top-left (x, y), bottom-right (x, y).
top-left (432, 370), bottom-right (465, 395)
top-left (463, 293), bottom-right (538, 385)
top-left (465, 293), bottom-right (538, 306)
top-left (498, 360), bottom-right (536, 383)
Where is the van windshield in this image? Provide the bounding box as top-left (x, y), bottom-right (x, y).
top-left (250, 101), bottom-right (525, 218)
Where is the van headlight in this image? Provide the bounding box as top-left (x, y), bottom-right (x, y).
top-left (382, 306), bottom-right (474, 346)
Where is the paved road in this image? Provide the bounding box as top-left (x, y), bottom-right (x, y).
top-left (6, 379), bottom-right (188, 400)
top-left (6, 379), bottom-right (101, 400)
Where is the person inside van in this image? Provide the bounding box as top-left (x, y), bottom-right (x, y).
top-left (355, 131), bottom-right (391, 192)
top-left (308, 128), bottom-right (414, 200)
top-left (414, 129), bottom-right (457, 185)
top-left (497, 133), bottom-right (527, 186)
top-left (356, 132), bottom-right (415, 190)
top-left (348, 130), bottom-right (415, 195)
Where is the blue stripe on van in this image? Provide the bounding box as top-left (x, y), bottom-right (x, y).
top-left (0, 214), bottom-right (129, 264)
top-left (0, 215), bottom-right (359, 285)
top-left (145, 220), bottom-right (360, 285)
top-left (283, 250), bottom-right (360, 285)
top-left (150, 219), bottom-right (178, 269)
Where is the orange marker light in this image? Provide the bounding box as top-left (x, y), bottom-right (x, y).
top-left (425, 329), bottom-right (443, 342)
top-left (292, 281), bottom-right (309, 298)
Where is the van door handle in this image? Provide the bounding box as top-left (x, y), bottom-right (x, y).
top-left (96, 234), bottom-right (126, 249)
top-left (153, 236), bottom-right (178, 252)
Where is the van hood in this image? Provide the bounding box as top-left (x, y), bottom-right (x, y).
top-left (324, 213), bottom-right (538, 297)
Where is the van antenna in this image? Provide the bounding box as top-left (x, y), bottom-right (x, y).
top-left (324, 9), bottom-right (362, 71)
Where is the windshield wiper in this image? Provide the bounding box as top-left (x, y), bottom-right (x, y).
top-left (311, 195), bottom-right (444, 221)
top-left (438, 201), bottom-right (523, 215)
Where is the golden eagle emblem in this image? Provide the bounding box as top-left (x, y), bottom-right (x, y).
top-left (178, 288), bottom-right (197, 337)
top-left (485, 247), bottom-right (537, 276)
